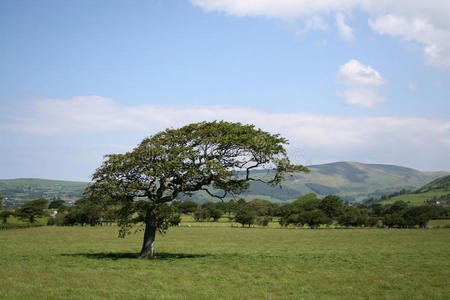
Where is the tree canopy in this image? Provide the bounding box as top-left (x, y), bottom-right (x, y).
top-left (48, 199), bottom-right (66, 209)
top-left (85, 121), bottom-right (308, 258)
top-left (15, 198), bottom-right (48, 223)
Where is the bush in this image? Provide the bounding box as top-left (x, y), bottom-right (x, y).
top-left (169, 214), bottom-right (181, 226)
top-left (48, 200), bottom-right (66, 209)
top-left (54, 212), bottom-right (66, 226)
top-left (402, 206), bottom-right (432, 228)
top-left (0, 211), bottom-right (12, 224)
top-left (356, 214), bottom-right (368, 227)
top-left (337, 207), bottom-right (360, 227)
top-left (256, 216), bottom-right (271, 226)
top-left (234, 207), bottom-right (256, 228)
top-left (302, 210), bottom-right (331, 229)
top-left (47, 217), bottom-right (55, 226)
top-left (383, 213), bottom-right (406, 228)
top-left (383, 205), bottom-right (432, 228)
top-left (365, 217), bottom-right (379, 227)
top-left (209, 208), bottom-right (223, 222)
top-left (193, 209), bottom-right (210, 222)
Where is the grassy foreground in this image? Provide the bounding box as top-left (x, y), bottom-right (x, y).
top-left (1, 226), bottom-right (449, 299)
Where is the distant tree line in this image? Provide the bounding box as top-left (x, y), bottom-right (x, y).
top-left (425, 194), bottom-right (450, 205)
top-left (171, 194), bottom-right (450, 229)
top-left (1, 197), bottom-right (48, 225)
top-left (2, 194), bottom-right (449, 229)
top-left (46, 197), bottom-right (182, 228)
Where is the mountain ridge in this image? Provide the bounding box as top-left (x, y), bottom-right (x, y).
top-left (1, 162), bottom-right (448, 206)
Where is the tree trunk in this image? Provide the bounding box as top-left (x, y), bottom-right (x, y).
top-left (139, 221), bottom-right (157, 259)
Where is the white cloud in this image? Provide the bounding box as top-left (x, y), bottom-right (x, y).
top-left (336, 12), bottom-right (354, 41)
top-left (1, 96), bottom-right (449, 170)
top-left (190, 0), bottom-right (363, 20)
top-left (336, 89), bottom-right (385, 107)
top-left (369, 14), bottom-right (450, 69)
top-left (191, 0), bottom-right (450, 69)
top-left (337, 59), bottom-right (386, 86)
top-left (296, 15), bottom-right (328, 36)
top-left (336, 59), bottom-right (387, 107)
top-left (190, 0), bottom-right (450, 26)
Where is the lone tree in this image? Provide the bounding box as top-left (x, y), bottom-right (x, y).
top-left (15, 198), bottom-right (48, 223)
top-left (234, 206), bottom-right (257, 228)
top-left (85, 121), bottom-right (308, 258)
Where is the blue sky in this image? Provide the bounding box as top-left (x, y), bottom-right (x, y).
top-left (1, 0), bottom-right (449, 181)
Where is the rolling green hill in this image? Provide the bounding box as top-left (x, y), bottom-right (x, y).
top-left (182, 162), bottom-right (448, 203)
top-left (1, 162), bottom-right (447, 206)
top-left (377, 175), bottom-right (450, 205)
top-left (0, 178), bottom-right (88, 207)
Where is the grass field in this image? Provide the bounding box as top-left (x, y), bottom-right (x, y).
top-left (181, 215), bottom-right (450, 229)
top-left (1, 225), bottom-right (449, 299)
top-left (379, 190), bottom-right (448, 205)
top-left (428, 219), bottom-right (450, 227)
top-left (0, 216), bottom-right (48, 230)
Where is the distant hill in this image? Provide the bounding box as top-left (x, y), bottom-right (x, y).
top-left (182, 162), bottom-right (449, 203)
top-left (1, 162), bottom-right (448, 207)
top-left (376, 175), bottom-right (450, 205)
top-left (416, 175), bottom-right (450, 193)
top-left (0, 178), bottom-right (88, 207)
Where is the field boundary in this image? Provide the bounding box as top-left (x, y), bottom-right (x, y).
top-left (0, 224), bottom-right (44, 231)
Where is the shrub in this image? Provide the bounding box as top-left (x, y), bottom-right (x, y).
top-left (234, 207), bottom-right (256, 228)
top-left (257, 216), bottom-right (271, 226)
top-left (47, 217), bottom-right (56, 226)
top-left (365, 217), bottom-right (379, 227)
top-left (0, 211), bottom-right (12, 224)
top-left (169, 214), bottom-right (181, 226)
top-left (302, 209), bottom-right (331, 229)
top-left (193, 209), bottom-right (210, 222)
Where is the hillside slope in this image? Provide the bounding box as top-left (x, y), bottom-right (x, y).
top-left (1, 162), bottom-right (447, 206)
top-left (0, 178), bottom-right (88, 207)
top-left (377, 175), bottom-right (450, 205)
top-left (185, 162), bottom-right (448, 203)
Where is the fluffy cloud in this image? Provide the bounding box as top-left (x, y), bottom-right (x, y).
top-left (191, 0), bottom-right (450, 68)
top-left (190, 0), bottom-right (363, 19)
top-left (337, 59), bottom-right (386, 86)
top-left (336, 89), bottom-right (385, 107)
top-left (190, 0), bottom-right (450, 25)
top-left (335, 12), bottom-right (354, 41)
top-left (1, 96), bottom-right (449, 170)
top-left (336, 59), bottom-right (387, 107)
top-left (296, 15), bottom-right (328, 36)
top-left (369, 14), bottom-right (450, 68)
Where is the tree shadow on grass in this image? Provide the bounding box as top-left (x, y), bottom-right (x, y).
top-left (61, 252), bottom-right (212, 261)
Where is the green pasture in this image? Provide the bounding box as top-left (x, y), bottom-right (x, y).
top-left (379, 190), bottom-right (448, 205)
top-left (0, 215), bottom-right (48, 230)
top-left (1, 225), bottom-right (449, 299)
top-left (181, 215), bottom-right (450, 229)
top-left (428, 219), bottom-right (450, 227)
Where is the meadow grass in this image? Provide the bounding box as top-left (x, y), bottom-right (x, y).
top-left (0, 216), bottom-right (47, 230)
top-left (0, 225), bottom-right (449, 299)
top-left (379, 190), bottom-right (448, 205)
top-left (428, 219), bottom-right (450, 227)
